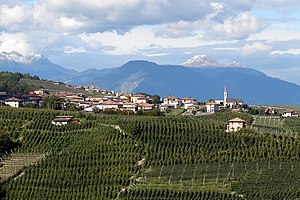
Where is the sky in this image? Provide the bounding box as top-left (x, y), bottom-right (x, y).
top-left (1, 0), bottom-right (300, 84)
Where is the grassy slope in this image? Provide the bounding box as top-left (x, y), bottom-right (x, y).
top-left (0, 108), bottom-right (300, 199)
top-left (20, 79), bottom-right (88, 94)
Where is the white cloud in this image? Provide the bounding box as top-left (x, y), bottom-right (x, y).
top-left (241, 42), bottom-right (272, 56)
top-left (225, 0), bottom-right (256, 11)
top-left (142, 52), bottom-right (171, 57)
top-left (0, 32), bottom-right (33, 55)
top-left (59, 17), bottom-right (88, 31)
top-left (212, 12), bottom-right (263, 39)
top-left (80, 26), bottom-right (229, 55)
top-left (271, 49), bottom-right (300, 55)
top-left (17, 0), bottom-right (213, 34)
top-left (255, 0), bottom-right (300, 13)
top-left (155, 20), bottom-right (203, 38)
top-left (249, 29), bottom-right (300, 42)
top-left (0, 5), bottom-right (32, 30)
top-left (63, 46), bottom-right (88, 54)
top-left (214, 47), bottom-right (240, 51)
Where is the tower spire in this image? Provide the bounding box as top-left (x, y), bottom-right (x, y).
top-left (224, 85), bottom-right (228, 107)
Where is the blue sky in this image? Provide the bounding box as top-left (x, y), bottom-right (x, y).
top-left (1, 0), bottom-right (300, 84)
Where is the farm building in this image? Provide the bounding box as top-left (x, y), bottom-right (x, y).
top-left (52, 116), bottom-right (74, 126)
top-left (227, 118), bottom-right (246, 132)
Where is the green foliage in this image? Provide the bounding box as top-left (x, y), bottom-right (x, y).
top-left (64, 101), bottom-right (81, 111)
top-left (0, 107), bottom-right (299, 199)
top-left (41, 96), bottom-right (64, 110)
top-left (0, 72), bottom-right (36, 94)
top-left (135, 108), bottom-right (164, 116)
top-left (20, 79), bottom-right (88, 94)
top-left (0, 130), bottom-right (19, 157)
top-left (151, 94), bottom-right (161, 104)
top-left (101, 109), bottom-right (134, 115)
top-left (166, 108), bottom-right (185, 116)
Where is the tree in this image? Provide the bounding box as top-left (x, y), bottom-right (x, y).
top-left (0, 72), bottom-right (36, 94)
top-left (0, 130), bottom-right (18, 156)
top-left (64, 101), bottom-right (80, 111)
top-left (41, 96), bottom-right (63, 110)
top-left (151, 95), bottom-right (161, 104)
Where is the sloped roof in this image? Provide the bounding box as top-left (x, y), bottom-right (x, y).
top-left (5, 97), bottom-right (22, 102)
top-left (227, 98), bottom-right (243, 103)
top-left (229, 118), bottom-right (246, 122)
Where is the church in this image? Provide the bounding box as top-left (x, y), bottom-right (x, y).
top-left (223, 86), bottom-right (244, 109)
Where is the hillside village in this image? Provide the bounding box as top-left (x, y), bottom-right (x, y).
top-left (1, 82), bottom-right (245, 113)
top-left (1, 80), bottom-right (299, 118)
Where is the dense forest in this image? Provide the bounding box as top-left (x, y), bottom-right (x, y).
top-left (0, 107), bottom-right (300, 199)
top-left (0, 72), bottom-right (38, 94)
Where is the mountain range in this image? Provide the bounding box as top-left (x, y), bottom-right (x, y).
top-left (1, 51), bottom-right (300, 105)
top-left (0, 51), bottom-right (77, 81)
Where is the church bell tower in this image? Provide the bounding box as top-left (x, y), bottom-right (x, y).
top-left (224, 85), bottom-right (228, 107)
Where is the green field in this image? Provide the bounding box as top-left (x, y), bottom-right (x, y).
top-left (0, 107), bottom-right (300, 199)
top-left (20, 79), bottom-right (88, 94)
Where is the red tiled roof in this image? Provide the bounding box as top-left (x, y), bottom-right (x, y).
top-left (138, 103), bottom-right (154, 107)
top-left (102, 100), bottom-right (121, 105)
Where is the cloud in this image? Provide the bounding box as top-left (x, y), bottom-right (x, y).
top-left (225, 0), bottom-right (255, 11)
top-left (0, 32), bottom-right (33, 55)
top-left (0, 0), bottom-right (215, 34)
top-left (214, 47), bottom-right (240, 51)
top-left (255, 0), bottom-right (300, 13)
top-left (142, 52), bottom-right (171, 57)
top-left (154, 20), bottom-right (203, 38)
top-left (63, 46), bottom-right (88, 54)
top-left (0, 5), bottom-right (32, 30)
top-left (241, 42), bottom-right (272, 56)
top-left (79, 26), bottom-right (230, 55)
top-left (249, 28), bottom-right (300, 42)
top-left (1, 0), bottom-right (261, 35)
top-left (59, 17), bottom-right (88, 31)
top-left (271, 49), bottom-right (300, 55)
top-left (212, 12), bottom-right (264, 39)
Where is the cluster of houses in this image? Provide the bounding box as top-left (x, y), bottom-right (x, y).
top-left (64, 86), bottom-right (245, 113)
top-left (0, 85), bottom-right (265, 115)
top-left (0, 92), bottom-right (42, 108)
top-left (1, 85), bottom-right (298, 119)
top-left (0, 86), bottom-right (246, 114)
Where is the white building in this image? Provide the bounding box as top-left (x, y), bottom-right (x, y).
top-left (282, 110), bottom-right (298, 117)
top-left (4, 97), bottom-right (22, 108)
top-left (131, 94), bottom-right (148, 103)
top-left (138, 103), bottom-right (154, 110)
top-left (52, 116), bottom-right (74, 126)
top-left (206, 102), bottom-right (219, 113)
top-left (122, 103), bottom-right (137, 112)
top-left (181, 97), bottom-right (197, 104)
top-left (102, 100), bottom-right (121, 110)
top-left (162, 96), bottom-right (181, 108)
top-left (223, 86), bottom-right (244, 108)
top-left (226, 118), bottom-right (246, 132)
top-left (183, 102), bottom-right (198, 110)
top-left (224, 86), bottom-right (228, 107)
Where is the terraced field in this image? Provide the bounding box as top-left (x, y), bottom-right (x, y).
top-left (0, 107), bottom-right (300, 199)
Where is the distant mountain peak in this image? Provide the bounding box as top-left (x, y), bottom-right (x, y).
top-left (182, 54), bottom-right (241, 68)
top-left (124, 60), bottom-right (158, 65)
top-left (0, 51), bottom-right (45, 64)
top-left (0, 51), bottom-right (76, 81)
